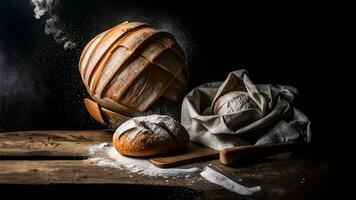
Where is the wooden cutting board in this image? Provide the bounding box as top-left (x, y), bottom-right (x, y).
top-left (150, 143), bottom-right (219, 168)
top-left (150, 141), bottom-right (306, 168)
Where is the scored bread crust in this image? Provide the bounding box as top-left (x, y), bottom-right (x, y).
top-left (79, 21), bottom-right (189, 117)
top-left (112, 115), bottom-right (189, 157)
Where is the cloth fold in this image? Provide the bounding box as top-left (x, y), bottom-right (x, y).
top-left (181, 70), bottom-right (311, 150)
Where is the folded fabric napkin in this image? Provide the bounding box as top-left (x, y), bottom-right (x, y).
top-left (181, 70), bottom-right (311, 150)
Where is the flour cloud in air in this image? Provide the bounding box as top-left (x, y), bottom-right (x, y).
top-left (31, 0), bottom-right (76, 50)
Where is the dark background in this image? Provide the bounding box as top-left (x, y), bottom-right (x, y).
top-left (0, 0), bottom-right (355, 198)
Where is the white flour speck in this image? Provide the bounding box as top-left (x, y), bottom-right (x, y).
top-left (300, 177), bottom-right (306, 184)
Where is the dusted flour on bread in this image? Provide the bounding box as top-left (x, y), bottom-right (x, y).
top-left (113, 114), bottom-right (190, 157)
top-left (213, 91), bottom-right (259, 115)
top-left (116, 115), bottom-right (182, 141)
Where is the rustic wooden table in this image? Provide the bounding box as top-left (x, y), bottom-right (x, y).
top-left (0, 130), bottom-right (330, 199)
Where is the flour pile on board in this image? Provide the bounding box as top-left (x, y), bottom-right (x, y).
top-left (88, 143), bottom-right (200, 178)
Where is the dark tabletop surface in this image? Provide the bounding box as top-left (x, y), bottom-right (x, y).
top-left (0, 130), bottom-right (341, 199)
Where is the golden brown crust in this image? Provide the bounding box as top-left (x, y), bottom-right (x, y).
top-left (112, 115), bottom-right (189, 157)
top-left (79, 21), bottom-right (188, 116)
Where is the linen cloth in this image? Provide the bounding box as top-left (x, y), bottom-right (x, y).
top-left (181, 70), bottom-right (311, 150)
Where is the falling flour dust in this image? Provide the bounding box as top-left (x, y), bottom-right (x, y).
top-left (88, 143), bottom-right (262, 196)
top-left (31, 0), bottom-right (76, 50)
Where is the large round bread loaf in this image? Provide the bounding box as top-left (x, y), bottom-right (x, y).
top-left (113, 114), bottom-right (190, 157)
top-left (213, 91), bottom-right (259, 115)
top-left (79, 21), bottom-right (188, 118)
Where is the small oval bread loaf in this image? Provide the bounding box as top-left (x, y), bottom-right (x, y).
top-left (113, 114), bottom-right (190, 157)
top-left (213, 91), bottom-right (259, 115)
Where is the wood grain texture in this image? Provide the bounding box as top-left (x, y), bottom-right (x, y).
top-left (0, 130), bottom-right (112, 157)
top-left (0, 130), bottom-right (331, 199)
top-left (150, 143), bottom-right (219, 168)
top-left (219, 142), bottom-right (306, 166)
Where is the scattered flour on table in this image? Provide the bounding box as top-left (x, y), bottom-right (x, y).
top-left (88, 143), bottom-right (262, 195)
top-left (88, 143), bottom-right (199, 178)
top-left (200, 167), bottom-right (262, 196)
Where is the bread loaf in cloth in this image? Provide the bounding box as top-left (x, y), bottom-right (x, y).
top-left (181, 70), bottom-right (311, 150)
